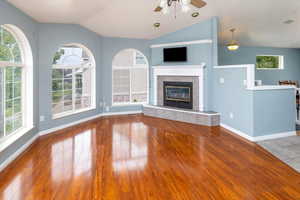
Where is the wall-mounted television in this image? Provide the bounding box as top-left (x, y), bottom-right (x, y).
top-left (163, 47), bottom-right (187, 62)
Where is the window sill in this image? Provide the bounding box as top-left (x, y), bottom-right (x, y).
top-left (52, 106), bottom-right (96, 120)
top-left (0, 126), bottom-right (34, 153)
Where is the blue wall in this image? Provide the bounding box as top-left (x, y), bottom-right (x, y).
top-left (219, 46), bottom-right (300, 85)
top-left (213, 67), bottom-right (254, 136)
top-left (253, 90), bottom-right (296, 136)
top-left (150, 17), bottom-right (219, 110)
top-left (213, 66), bottom-right (296, 137)
top-left (0, 0), bottom-right (39, 165)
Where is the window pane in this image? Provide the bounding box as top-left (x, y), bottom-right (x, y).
top-left (135, 52), bottom-right (147, 65)
top-left (76, 89), bottom-right (82, 98)
top-left (0, 45), bottom-right (12, 62)
top-left (5, 119), bottom-right (13, 135)
top-left (14, 67), bottom-right (22, 81)
top-left (14, 114), bottom-right (22, 131)
top-left (112, 50), bottom-right (148, 105)
top-left (5, 82), bottom-right (13, 100)
top-left (5, 100), bottom-right (13, 118)
top-left (64, 69), bottom-right (72, 78)
top-left (82, 96), bottom-right (91, 109)
top-left (64, 79), bottom-right (72, 90)
top-left (0, 28), bottom-right (22, 63)
top-left (52, 103), bottom-right (64, 115)
top-left (53, 69), bottom-right (63, 79)
top-left (52, 45), bottom-right (94, 116)
top-left (76, 78), bottom-right (82, 89)
top-left (13, 98), bottom-right (21, 114)
top-left (5, 68), bottom-right (13, 82)
top-left (113, 49), bottom-right (134, 67)
top-left (52, 91), bottom-right (63, 104)
top-left (256, 56), bottom-right (281, 69)
top-left (131, 68), bottom-right (147, 103)
top-left (75, 98), bottom-right (82, 110)
top-left (13, 82), bottom-right (21, 98)
top-left (52, 80), bottom-right (63, 91)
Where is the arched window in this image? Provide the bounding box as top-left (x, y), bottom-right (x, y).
top-left (0, 24), bottom-right (33, 139)
top-left (112, 49), bottom-right (148, 105)
top-left (52, 44), bottom-right (96, 118)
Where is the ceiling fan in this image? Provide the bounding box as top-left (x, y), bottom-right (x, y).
top-left (154, 0), bottom-right (207, 15)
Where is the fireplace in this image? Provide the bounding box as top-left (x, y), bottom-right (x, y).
top-left (163, 81), bottom-right (193, 109)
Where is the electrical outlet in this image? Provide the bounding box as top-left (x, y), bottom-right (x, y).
top-left (40, 116), bottom-right (45, 122)
top-left (105, 106), bottom-right (110, 112)
top-left (229, 112), bottom-right (234, 119)
top-left (220, 77), bottom-right (225, 84)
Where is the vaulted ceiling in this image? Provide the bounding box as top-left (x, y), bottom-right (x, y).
top-left (7, 0), bottom-right (300, 48)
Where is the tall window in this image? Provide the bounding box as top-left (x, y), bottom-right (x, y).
top-left (112, 49), bottom-right (148, 105)
top-left (52, 44), bottom-right (95, 118)
top-left (0, 25), bottom-right (33, 140)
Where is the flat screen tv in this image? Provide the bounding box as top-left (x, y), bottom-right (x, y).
top-left (164, 47), bottom-right (187, 62)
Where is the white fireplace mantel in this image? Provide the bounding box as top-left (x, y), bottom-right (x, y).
top-left (152, 63), bottom-right (205, 111)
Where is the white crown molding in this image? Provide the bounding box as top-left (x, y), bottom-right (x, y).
top-left (150, 39), bottom-right (213, 48)
top-left (221, 123), bottom-right (296, 142)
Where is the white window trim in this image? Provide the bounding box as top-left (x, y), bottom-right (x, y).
top-left (112, 49), bottom-right (149, 106)
top-left (52, 43), bottom-right (96, 119)
top-left (256, 55), bottom-right (284, 70)
top-left (0, 24), bottom-right (34, 152)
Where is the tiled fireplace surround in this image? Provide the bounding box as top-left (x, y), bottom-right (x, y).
top-left (157, 76), bottom-right (199, 111)
top-left (153, 65), bottom-right (205, 111)
top-left (143, 64), bottom-right (220, 127)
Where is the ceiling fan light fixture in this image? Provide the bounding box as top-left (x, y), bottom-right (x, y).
top-left (227, 28), bottom-right (239, 51)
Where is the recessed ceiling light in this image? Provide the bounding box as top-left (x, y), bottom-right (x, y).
top-left (192, 12), bottom-right (199, 18)
top-left (153, 23), bottom-right (160, 28)
top-left (283, 19), bottom-right (295, 24)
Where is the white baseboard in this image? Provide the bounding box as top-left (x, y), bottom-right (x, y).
top-left (39, 110), bottom-right (142, 136)
top-left (0, 110), bottom-right (143, 172)
top-left (0, 134), bottom-right (39, 172)
top-left (39, 114), bottom-right (103, 136)
top-left (220, 123), bottom-right (254, 141)
top-left (220, 123), bottom-right (296, 142)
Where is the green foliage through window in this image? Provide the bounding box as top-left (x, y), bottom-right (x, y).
top-left (256, 56), bottom-right (281, 69)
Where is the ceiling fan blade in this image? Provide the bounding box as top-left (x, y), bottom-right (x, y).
top-left (191, 0), bottom-right (207, 8)
top-left (154, 6), bottom-right (163, 12)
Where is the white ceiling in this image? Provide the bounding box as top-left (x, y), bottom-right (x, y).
top-left (7, 0), bottom-right (300, 48)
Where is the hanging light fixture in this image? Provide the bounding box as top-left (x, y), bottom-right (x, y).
top-left (159, 0), bottom-right (192, 18)
top-left (227, 28), bottom-right (239, 51)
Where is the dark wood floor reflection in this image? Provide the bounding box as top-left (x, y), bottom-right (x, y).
top-left (0, 114), bottom-right (300, 200)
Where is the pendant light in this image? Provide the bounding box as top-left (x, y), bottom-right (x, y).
top-left (227, 28), bottom-right (239, 51)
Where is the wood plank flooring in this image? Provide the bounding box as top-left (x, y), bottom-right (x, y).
top-left (0, 114), bottom-right (300, 200)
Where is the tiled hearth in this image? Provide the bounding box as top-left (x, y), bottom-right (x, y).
top-left (143, 64), bottom-right (220, 127)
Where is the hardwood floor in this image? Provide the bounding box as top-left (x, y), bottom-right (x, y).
top-left (0, 114), bottom-right (300, 200)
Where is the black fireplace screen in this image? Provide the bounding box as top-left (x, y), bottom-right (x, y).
top-left (163, 81), bottom-right (193, 109)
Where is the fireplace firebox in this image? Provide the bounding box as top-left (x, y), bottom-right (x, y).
top-left (163, 81), bottom-right (193, 109)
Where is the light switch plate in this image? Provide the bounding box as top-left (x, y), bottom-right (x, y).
top-left (220, 78), bottom-right (225, 84)
top-left (40, 116), bottom-right (45, 122)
